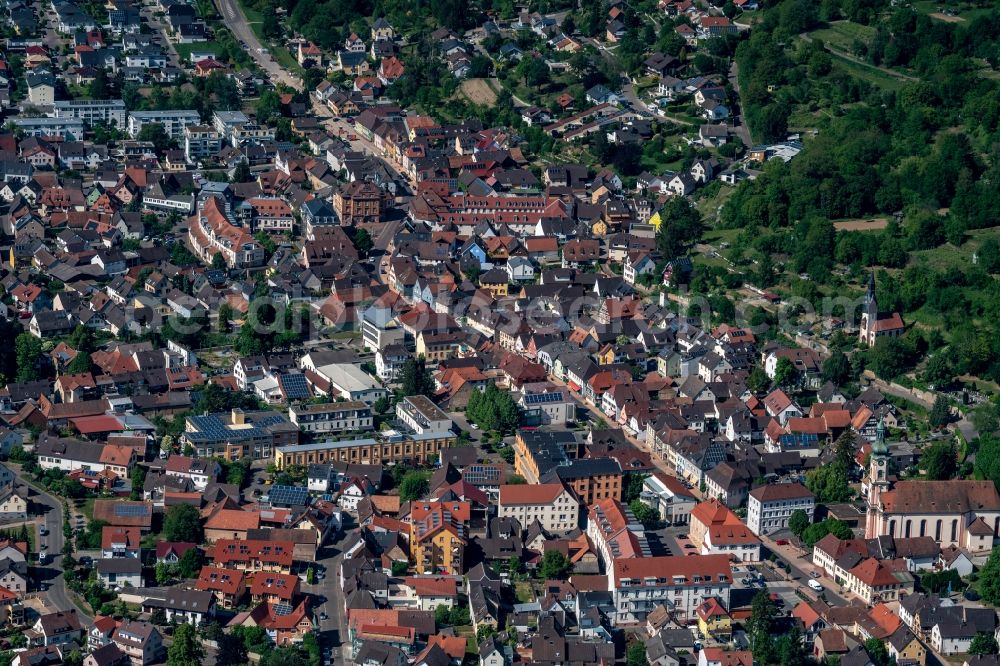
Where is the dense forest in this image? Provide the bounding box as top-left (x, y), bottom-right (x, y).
top-left (716, 0), bottom-right (1000, 385)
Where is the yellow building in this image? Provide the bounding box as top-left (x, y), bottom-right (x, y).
top-left (274, 431), bottom-right (456, 469)
top-left (409, 501), bottom-right (470, 575)
top-left (887, 627), bottom-right (926, 666)
top-left (478, 270), bottom-right (509, 297)
top-left (695, 597), bottom-right (731, 639)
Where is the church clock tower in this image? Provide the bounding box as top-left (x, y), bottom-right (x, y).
top-left (865, 418), bottom-right (889, 538)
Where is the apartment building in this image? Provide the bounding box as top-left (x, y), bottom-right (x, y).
top-left (288, 401), bottom-right (373, 434)
top-left (746, 482), bottom-right (815, 536)
top-left (182, 408), bottom-right (299, 461)
top-left (274, 430), bottom-right (456, 468)
top-left (52, 99), bottom-right (127, 127)
top-left (498, 483), bottom-right (580, 534)
top-left (183, 125), bottom-right (222, 162)
top-left (209, 539), bottom-right (295, 574)
top-left (212, 110), bottom-right (275, 146)
top-left (127, 110), bottom-right (201, 140)
top-left (188, 196), bottom-right (266, 269)
top-left (610, 555), bottom-right (733, 624)
top-left (410, 501), bottom-right (470, 575)
top-left (587, 498), bottom-right (651, 568)
top-left (334, 180), bottom-right (386, 225)
top-left (361, 307), bottom-right (404, 351)
top-left (395, 395), bottom-right (453, 434)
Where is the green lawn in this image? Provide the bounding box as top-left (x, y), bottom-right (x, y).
top-left (515, 581), bottom-right (535, 603)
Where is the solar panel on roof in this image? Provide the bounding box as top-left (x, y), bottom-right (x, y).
top-left (114, 503), bottom-right (148, 516)
top-left (268, 485), bottom-right (309, 506)
top-left (273, 603), bottom-right (293, 616)
top-left (279, 373), bottom-right (311, 399)
top-left (524, 392), bottom-right (564, 405)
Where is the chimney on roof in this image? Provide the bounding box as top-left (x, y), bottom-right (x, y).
top-left (232, 408), bottom-right (245, 425)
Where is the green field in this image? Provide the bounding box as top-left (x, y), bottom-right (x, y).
top-left (810, 21), bottom-right (876, 52)
top-left (829, 53), bottom-right (907, 91)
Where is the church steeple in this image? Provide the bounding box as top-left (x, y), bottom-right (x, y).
top-left (866, 418), bottom-right (890, 538)
top-left (865, 271), bottom-right (878, 317)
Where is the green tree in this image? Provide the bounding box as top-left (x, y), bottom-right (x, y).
top-left (747, 366), bottom-right (770, 394)
top-left (746, 590), bottom-right (777, 665)
top-left (655, 198), bottom-right (704, 260)
top-left (864, 639), bottom-right (890, 666)
top-left (177, 547), bottom-right (204, 579)
top-left (351, 228), bottom-right (373, 257)
top-left (773, 357), bottom-right (800, 389)
top-left (0, 318), bottom-right (21, 383)
top-left (969, 633), bottom-right (1000, 657)
top-left (807, 429), bottom-right (855, 502)
top-left (929, 396), bottom-right (952, 429)
top-left (538, 550), bottom-right (571, 580)
top-left (137, 123), bottom-right (172, 153)
top-left (163, 503), bottom-right (203, 543)
top-left (776, 626), bottom-right (808, 666)
top-left (788, 509), bottom-right (810, 538)
top-left (211, 252), bottom-right (226, 270)
top-left (155, 562), bottom-right (172, 585)
top-left (802, 518), bottom-right (853, 547)
top-left (622, 473), bottom-right (647, 503)
top-left (260, 648), bottom-right (309, 666)
top-left (506, 474), bottom-right (527, 485)
top-left (629, 500), bottom-right (659, 526)
top-left (821, 351), bottom-right (852, 386)
top-left (466, 383), bottom-right (520, 433)
top-left (920, 440), bottom-right (957, 480)
top-left (627, 643), bottom-right (649, 666)
top-left (130, 465), bottom-right (147, 501)
top-left (399, 471), bottom-right (429, 501)
top-left (15, 333), bottom-right (42, 382)
top-left (391, 561), bottom-right (409, 576)
top-left (255, 91), bottom-right (282, 125)
top-left (401, 358), bottom-right (435, 397)
top-left (166, 624), bottom-right (203, 666)
top-left (65, 352), bottom-right (93, 375)
top-left (975, 435), bottom-right (1000, 489)
top-left (231, 160), bottom-right (252, 184)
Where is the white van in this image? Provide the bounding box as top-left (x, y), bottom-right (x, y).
top-left (808, 579), bottom-right (823, 592)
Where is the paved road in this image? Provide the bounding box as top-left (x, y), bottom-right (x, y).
top-left (11, 465), bottom-right (93, 625)
top-left (759, 534), bottom-right (849, 606)
top-left (214, 0), bottom-right (302, 90)
top-left (301, 528), bottom-right (353, 666)
top-left (727, 61), bottom-right (753, 148)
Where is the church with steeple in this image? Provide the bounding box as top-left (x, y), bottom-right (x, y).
top-left (858, 272), bottom-right (905, 347)
top-left (864, 419), bottom-right (1000, 554)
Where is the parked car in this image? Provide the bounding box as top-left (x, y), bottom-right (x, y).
top-left (808, 579), bottom-right (823, 592)
top-left (775, 539), bottom-right (789, 545)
